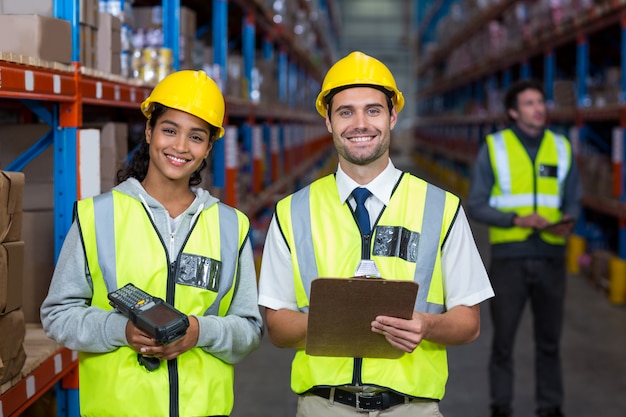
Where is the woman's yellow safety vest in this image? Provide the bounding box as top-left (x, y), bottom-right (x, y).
top-left (75, 190), bottom-right (249, 417)
top-left (486, 129), bottom-right (572, 245)
top-left (275, 173), bottom-right (460, 400)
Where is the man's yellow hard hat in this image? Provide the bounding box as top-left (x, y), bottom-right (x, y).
top-left (141, 70), bottom-right (226, 139)
top-left (315, 51), bottom-right (405, 118)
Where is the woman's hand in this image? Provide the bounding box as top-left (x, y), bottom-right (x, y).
top-left (126, 315), bottom-right (200, 361)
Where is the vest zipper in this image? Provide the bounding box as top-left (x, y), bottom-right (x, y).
top-left (361, 233), bottom-right (371, 260)
top-left (169, 359), bottom-right (180, 417)
top-left (354, 232), bottom-right (371, 385)
top-left (353, 357), bottom-right (364, 386)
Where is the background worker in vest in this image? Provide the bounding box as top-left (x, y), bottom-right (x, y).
top-left (258, 51), bottom-right (494, 417)
top-left (41, 70), bottom-right (263, 417)
top-left (467, 79), bottom-right (582, 417)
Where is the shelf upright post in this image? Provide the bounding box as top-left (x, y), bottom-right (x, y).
top-left (52, 2), bottom-right (81, 416)
top-left (241, 123), bottom-right (253, 195)
top-left (278, 48), bottom-right (288, 104)
top-left (277, 48), bottom-right (288, 177)
top-left (262, 36), bottom-right (275, 186)
top-left (252, 125), bottom-right (263, 194)
top-left (288, 61), bottom-right (298, 108)
top-left (574, 33), bottom-right (591, 239)
top-left (544, 49), bottom-right (555, 108)
top-left (475, 79), bottom-right (484, 114)
top-left (53, 0), bottom-right (81, 258)
top-left (242, 12), bottom-right (262, 193)
top-left (576, 34), bottom-right (590, 108)
top-left (502, 69), bottom-right (512, 90)
top-left (271, 124), bottom-right (281, 181)
top-left (618, 11), bottom-right (626, 259)
top-left (521, 60), bottom-right (531, 79)
top-left (263, 121), bottom-right (272, 186)
top-left (212, 0), bottom-right (232, 204)
top-left (163, 0), bottom-right (181, 70)
top-left (243, 12), bottom-right (255, 101)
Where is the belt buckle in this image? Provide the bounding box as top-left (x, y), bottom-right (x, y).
top-left (355, 392), bottom-right (377, 412)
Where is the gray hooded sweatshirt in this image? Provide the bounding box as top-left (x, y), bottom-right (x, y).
top-left (41, 178), bottom-right (263, 364)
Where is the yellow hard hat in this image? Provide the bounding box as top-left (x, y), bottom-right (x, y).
top-left (315, 51), bottom-right (405, 118)
top-left (141, 70), bottom-right (225, 139)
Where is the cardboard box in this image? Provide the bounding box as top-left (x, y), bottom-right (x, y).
top-left (0, 241), bottom-right (24, 314)
top-left (0, 14), bottom-right (72, 64)
top-left (80, 23), bottom-right (97, 68)
top-left (0, 309), bottom-right (26, 385)
top-left (83, 122), bottom-right (128, 192)
top-left (98, 12), bottom-right (122, 53)
top-left (1, 0), bottom-right (99, 27)
top-left (0, 171), bottom-right (24, 243)
top-left (96, 12), bottom-right (122, 74)
top-left (21, 210), bottom-right (54, 323)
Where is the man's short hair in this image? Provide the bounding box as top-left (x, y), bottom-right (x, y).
top-left (503, 79), bottom-right (545, 112)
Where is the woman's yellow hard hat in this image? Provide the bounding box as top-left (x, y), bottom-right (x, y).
top-left (141, 70), bottom-right (226, 139)
top-left (315, 51), bottom-right (405, 118)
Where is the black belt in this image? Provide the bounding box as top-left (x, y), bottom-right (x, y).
top-left (310, 387), bottom-right (408, 411)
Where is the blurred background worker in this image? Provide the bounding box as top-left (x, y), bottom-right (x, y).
top-left (467, 78), bottom-right (583, 417)
top-left (258, 51), bottom-right (494, 417)
top-left (41, 70), bottom-right (263, 417)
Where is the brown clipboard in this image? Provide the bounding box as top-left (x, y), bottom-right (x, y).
top-left (305, 277), bottom-right (419, 359)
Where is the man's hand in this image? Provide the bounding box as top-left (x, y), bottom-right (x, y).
top-left (370, 311), bottom-right (426, 353)
top-left (126, 315), bottom-right (199, 361)
top-left (371, 305), bottom-right (481, 353)
top-left (513, 212), bottom-right (551, 229)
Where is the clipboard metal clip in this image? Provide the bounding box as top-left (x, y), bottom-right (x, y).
top-left (354, 259), bottom-right (381, 278)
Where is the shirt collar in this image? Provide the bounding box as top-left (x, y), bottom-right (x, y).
top-left (336, 159), bottom-right (402, 205)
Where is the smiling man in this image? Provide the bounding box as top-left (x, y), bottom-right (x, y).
top-left (467, 79), bottom-right (583, 417)
top-left (258, 51), bottom-right (494, 417)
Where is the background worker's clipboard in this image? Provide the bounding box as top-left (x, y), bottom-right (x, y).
top-left (305, 277), bottom-right (419, 359)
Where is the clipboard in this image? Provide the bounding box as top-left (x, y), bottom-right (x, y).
top-left (538, 218), bottom-right (574, 231)
top-left (305, 277), bottom-right (419, 359)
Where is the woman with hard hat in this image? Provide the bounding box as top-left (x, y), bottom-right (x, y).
top-left (41, 70), bottom-right (263, 417)
top-left (258, 51), bottom-right (494, 416)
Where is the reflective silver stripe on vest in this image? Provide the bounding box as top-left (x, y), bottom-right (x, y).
top-left (292, 183), bottom-right (445, 314)
top-left (554, 133), bottom-right (570, 187)
top-left (490, 131), bottom-right (511, 196)
top-left (414, 184), bottom-right (445, 314)
top-left (205, 204), bottom-right (239, 316)
top-left (291, 186), bottom-right (318, 310)
top-left (93, 192), bottom-right (117, 293)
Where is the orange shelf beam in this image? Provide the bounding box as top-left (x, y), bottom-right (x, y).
top-left (0, 347), bottom-right (77, 417)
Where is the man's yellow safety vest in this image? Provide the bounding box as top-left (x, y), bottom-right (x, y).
top-left (486, 128), bottom-right (572, 245)
top-left (275, 173), bottom-right (460, 400)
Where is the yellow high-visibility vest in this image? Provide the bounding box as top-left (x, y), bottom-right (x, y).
top-left (275, 173), bottom-right (460, 400)
top-left (76, 190), bottom-right (249, 417)
top-left (486, 128), bottom-right (572, 245)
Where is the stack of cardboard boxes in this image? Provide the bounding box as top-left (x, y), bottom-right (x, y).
top-left (0, 0), bottom-right (122, 74)
top-left (0, 122), bottom-right (128, 320)
top-left (0, 171), bottom-right (27, 387)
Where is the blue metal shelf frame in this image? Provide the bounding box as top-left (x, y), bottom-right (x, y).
top-left (212, 0), bottom-right (228, 189)
top-left (544, 50), bottom-right (555, 106)
top-left (163, 0), bottom-right (181, 71)
top-left (243, 13), bottom-right (256, 101)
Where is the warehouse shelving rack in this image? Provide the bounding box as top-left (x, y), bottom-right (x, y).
top-left (0, 0), bottom-right (336, 416)
top-left (415, 0), bottom-right (626, 260)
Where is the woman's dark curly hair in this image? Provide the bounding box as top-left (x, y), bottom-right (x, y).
top-left (116, 103), bottom-right (220, 186)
